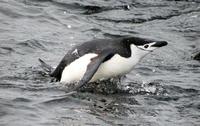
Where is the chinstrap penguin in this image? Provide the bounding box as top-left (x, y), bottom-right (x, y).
top-left (39, 36), bottom-right (168, 92)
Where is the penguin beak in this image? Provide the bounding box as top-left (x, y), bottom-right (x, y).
top-left (152, 41), bottom-right (168, 47)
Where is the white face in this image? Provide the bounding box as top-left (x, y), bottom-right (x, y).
top-left (136, 42), bottom-right (157, 52)
top-left (130, 44), bottom-right (150, 60)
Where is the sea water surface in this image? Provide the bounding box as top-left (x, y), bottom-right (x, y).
top-left (0, 0), bottom-right (200, 126)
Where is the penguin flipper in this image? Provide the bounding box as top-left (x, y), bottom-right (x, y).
top-left (70, 50), bottom-right (114, 92)
top-left (38, 58), bottom-right (54, 74)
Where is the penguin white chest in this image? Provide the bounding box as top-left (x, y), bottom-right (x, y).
top-left (91, 45), bottom-right (145, 81)
top-left (91, 53), bottom-right (139, 81)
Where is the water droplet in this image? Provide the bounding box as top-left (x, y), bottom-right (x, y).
top-left (191, 15), bottom-right (198, 18)
top-left (67, 25), bottom-right (72, 29)
top-left (136, 73), bottom-right (141, 77)
top-left (70, 43), bottom-right (76, 46)
top-left (142, 81), bottom-right (146, 85)
top-left (70, 36), bottom-right (74, 39)
top-left (127, 5), bottom-right (130, 10)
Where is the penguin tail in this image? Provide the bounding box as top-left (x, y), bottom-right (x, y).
top-left (38, 58), bottom-right (54, 75)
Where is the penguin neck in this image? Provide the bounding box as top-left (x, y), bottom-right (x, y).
top-left (129, 44), bottom-right (149, 66)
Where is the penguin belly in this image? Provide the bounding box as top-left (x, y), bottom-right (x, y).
top-left (60, 53), bottom-right (139, 84)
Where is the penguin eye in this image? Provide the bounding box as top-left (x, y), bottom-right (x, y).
top-left (144, 45), bottom-right (149, 49)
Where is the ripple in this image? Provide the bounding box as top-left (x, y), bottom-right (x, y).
top-left (166, 0), bottom-right (200, 2)
top-left (184, 102), bottom-right (200, 110)
top-left (0, 6), bottom-right (23, 18)
top-left (103, 33), bottom-right (126, 39)
top-left (12, 97), bottom-right (32, 103)
top-left (165, 85), bottom-right (200, 94)
top-left (0, 47), bottom-right (15, 55)
top-left (17, 39), bottom-right (47, 51)
top-left (83, 5), bottom-right (105, 15)
top-left (0, 66), bottom-right (58, 91)
top-left (152, 95), bottom-right (180, 101)
top-left (0, 81), bottom-right (20, 89)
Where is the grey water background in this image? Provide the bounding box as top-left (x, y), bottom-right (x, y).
top-left (0, 0), bottom-right (200, 125)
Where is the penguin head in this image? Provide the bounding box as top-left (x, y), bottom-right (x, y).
top-left (123, 36), bottom-right (168, 57)
top-left (124, 36), bottom-right (167, 50)
top-left (136, 40), bottom-right (168, 52)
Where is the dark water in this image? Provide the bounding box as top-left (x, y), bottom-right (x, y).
top-left (0, 0), bottom-right (200, 125)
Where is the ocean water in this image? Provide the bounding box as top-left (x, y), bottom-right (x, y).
top-left (0, 0), bottom-right (200, 126)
